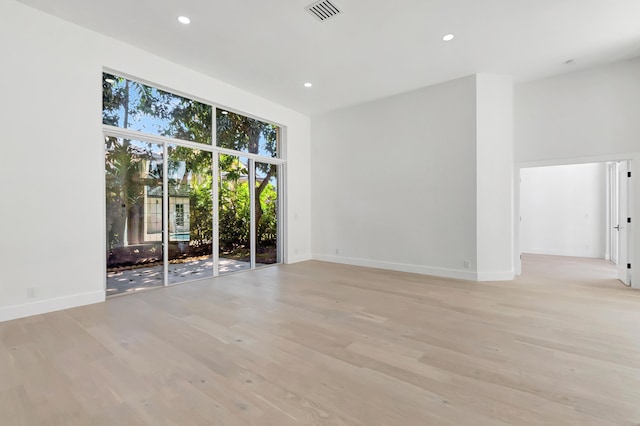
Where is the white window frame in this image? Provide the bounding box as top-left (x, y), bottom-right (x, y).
top-left (102, 76), bottom-right (286, 292)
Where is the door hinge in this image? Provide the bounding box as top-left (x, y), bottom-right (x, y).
top-left (629, 217), bottom-right (632, 223)
top-left (628, 263), bottom-right (632, 269)
top-left (628, 171), bottom-right (632, 178)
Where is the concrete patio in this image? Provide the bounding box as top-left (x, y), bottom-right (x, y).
top-left (106, 256), bottom-right (251, 296)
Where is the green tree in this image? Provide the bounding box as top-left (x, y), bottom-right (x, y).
top-left (218, 155), bottom-right (250, 255)
top-left (216, 110), bottom-right (278, 244)
top-left (257, 182), bottom-right (278, 246)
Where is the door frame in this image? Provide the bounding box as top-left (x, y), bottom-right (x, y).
top-left (606, 161), bottom-right (619, 264)
top-left (617, 160), bottom-right (631, 285)
top-left (515, 153), bottom-right (636, 288)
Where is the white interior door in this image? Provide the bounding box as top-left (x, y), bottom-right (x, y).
top-left (617, 160), bottom-right (630, 285)
top-left (608, 163), bottom-right (619, 264)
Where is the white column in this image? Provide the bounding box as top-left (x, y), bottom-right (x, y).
top-left (475, 74), bottom-right (515, 280)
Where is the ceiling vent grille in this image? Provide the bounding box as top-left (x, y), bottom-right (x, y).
top-left (306, 0), bottom-right (342, 21)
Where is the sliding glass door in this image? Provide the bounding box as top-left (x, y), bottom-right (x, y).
top-left (167, 145), bottom-right (214, 284)
top-left (105, 137), bottom-right (165, 296)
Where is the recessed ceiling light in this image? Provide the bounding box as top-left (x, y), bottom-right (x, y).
top-left (221, 110), bottom-right (229, 115)
top-left (442, 34), bottom-right (455, 41)
top-left (304, 82), bottom-right (313, 88)
top-left (178, 16), bottom-right (191, 24)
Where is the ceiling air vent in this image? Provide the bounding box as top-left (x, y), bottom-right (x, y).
top-left (306, 0), bottom-right (342, 22)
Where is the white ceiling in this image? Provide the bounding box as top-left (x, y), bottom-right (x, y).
top-left (16, 0), bottom-right (640, 115)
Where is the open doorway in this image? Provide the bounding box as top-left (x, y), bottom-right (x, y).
top-left (518, 161), bottom-right (632, 286)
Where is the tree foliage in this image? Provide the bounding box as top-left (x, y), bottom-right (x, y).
top-left (216, 110), bottom-right (277, 157)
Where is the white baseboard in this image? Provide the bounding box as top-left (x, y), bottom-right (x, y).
top-left (0, 291), bottom-right (105, 323)
top-left (285, 254), bottom-right (313, 264)
top-left (522, 249), bottom-right (604, 258)
top-left (312, 254), bottom-right (478, 281)
top-left (476, 271), bottom-right (515, 281)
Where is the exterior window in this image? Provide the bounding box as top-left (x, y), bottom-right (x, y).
top-left (103, 73), bottom-right (212, 144)
top-left (216, 109), bottom-right (279, 158)
top-left (175, 204), bottom-right (185, 227)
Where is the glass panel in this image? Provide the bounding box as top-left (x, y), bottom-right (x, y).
top-left (105, 137), bottom-right (164, 295)
top-left (216, 109), bottom-right (279, 158)
top-left (167, 145), bottom-right (213, 284)
top-left (218, 154), bottom-right (251, 274)
top-left (255, 162), bottom-right (279, 267)
top-left (102, 73), bottom-right (212, 144)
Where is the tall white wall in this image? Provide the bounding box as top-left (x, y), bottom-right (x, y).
top-left (476, 75), bottom-right (514, 280)
top-left (520, 164), bottom-right (606, 258)
top-left (515, 58), bottom-right (640, 287)
top-left (311, 76), bottom-right (479, 279)
top-left (0, 0), bottom-right (312, 321)
top-left (515, 57), bottom-right (640, 163)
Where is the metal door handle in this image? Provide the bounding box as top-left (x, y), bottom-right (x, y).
top-left (614, 225), bottom-right (621, 231)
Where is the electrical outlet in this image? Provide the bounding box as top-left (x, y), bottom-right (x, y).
top-left (463, 260), bottom-right (470, 269)
top-left (335, 248), bottom-right (339, 255)
top-left (27, 287), bottom-right (37, 299)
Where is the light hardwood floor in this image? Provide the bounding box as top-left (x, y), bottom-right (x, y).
top-left (1, 255), bottom-right (639, 425)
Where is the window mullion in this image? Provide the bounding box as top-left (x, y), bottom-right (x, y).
top-left (249, 159), bottom-right (256, 270)
top-left (277, 164), bottom-right (284, 264)
top-left (212, 114), bottom-right (219, 277)
top-left (162, 142), bottom-right (169, 287)
top-left (103, 126), bottom-right (284, 165)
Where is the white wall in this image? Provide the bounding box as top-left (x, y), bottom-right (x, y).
top-left (515, 57), bottom-right (640, 163)
top-left (520, 163), bottom-right (606, 258)
top-left (311, 76), bottom-right (479, 279)
top-left (515, 58), bottom-right (640, 287)
top-left (0, 0), bottom-right (312, 321)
